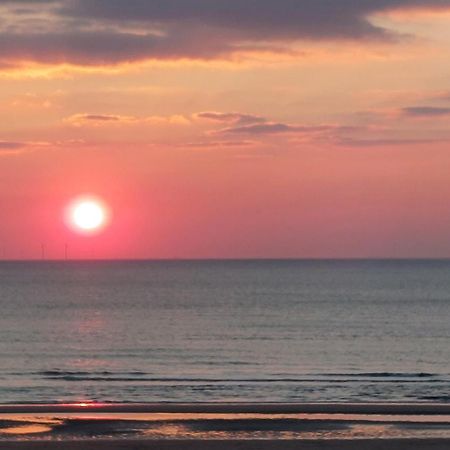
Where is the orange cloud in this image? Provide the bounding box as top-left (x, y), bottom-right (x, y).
top-left (65, 113), bottom-right (190, 127)
top-left (0, 140), bottom-right (53, 156)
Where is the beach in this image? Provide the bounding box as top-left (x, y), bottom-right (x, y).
top-left (2, 438), bottom-right (450, 450)
top-left (0, 403), bottom-right (448, 448)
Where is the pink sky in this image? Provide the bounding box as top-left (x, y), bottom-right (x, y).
top-left (1, 1), bottom-right (450, 259)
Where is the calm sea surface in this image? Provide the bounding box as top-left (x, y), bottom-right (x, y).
top-left (0, 260), bottom-right (448, 404)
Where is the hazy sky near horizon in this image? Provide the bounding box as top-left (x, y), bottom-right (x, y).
top-left (1, 0), bottom-right (450, 259)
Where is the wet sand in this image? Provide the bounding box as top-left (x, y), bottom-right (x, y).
top-left (0, 404), bottom-right (448, 448)
top-left (2, 439), bottom-right (450, 450)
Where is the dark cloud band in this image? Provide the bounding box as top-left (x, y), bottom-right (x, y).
top-left (1, 0), bottom-right (449, 66)
top-left (402, 106), bottom-right (450, 117)
top-left (62, 0), bottom-right (450, 39)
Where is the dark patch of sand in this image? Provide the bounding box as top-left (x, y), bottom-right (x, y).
top-left (0, 438), bottom-right (449, 450)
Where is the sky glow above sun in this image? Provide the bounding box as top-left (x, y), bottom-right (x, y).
top-left (67, 198), bottom-right (110, 235)
top-left (2, 1), bottom-right (450, 259)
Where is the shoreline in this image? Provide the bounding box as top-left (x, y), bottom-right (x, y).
top-left (1, 402), bottom-right (449, 415)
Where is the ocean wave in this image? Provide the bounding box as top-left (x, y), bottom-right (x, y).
top-left (315, 372), bottom-right (438, 378)
top-left (31, 371), bottom-right (448, 384)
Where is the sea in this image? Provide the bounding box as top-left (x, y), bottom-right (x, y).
top-left (0, 260), bottom-right (448, 405)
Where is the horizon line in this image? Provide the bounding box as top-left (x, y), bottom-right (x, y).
top-left (1, 257), bottom-right (450, 263)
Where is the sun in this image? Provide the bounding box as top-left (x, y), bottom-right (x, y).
top-left (73, 201), bottom-right (104, 230)
top-left (66, 196), bottom-right (110, 234)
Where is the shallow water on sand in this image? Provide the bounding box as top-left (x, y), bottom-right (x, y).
top-left (0, 260), bottom-right (449, 404)
top-left (1, 412), bottom-right (450, 441)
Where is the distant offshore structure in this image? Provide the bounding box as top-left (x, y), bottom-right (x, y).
top-left (41, 243), bottom-right (69, 261)
top-left (0, 242), bottom-right (71, 261)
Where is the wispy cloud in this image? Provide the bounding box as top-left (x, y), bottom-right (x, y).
top-left (196, 112), bottom-right (265, 125)
top-left (73, 114), bottom-right (125, 122)
top-left (402, 106), bottom-right (450, 117)
top-left (0, 140), bottom-right (53, 156)
top-left (198, 110), bottom-right (340, 136)
top-left (0, 141), bottom-right (28, 150)
top-left (336, 137), bottom-right (449, 147)
top-left (65, 113), bottom-right (190, 126)
top-left (218, 123), bottom-right (333, 135)
top-left (181, 140), bottom-right (255, 149)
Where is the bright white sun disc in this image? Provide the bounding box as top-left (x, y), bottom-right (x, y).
top-left (66, 197), bottom-right (110, 234)
top-left (73, 201), bottom-right (105, 230)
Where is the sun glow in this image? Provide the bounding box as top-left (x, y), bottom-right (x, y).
top-left (66, 197), bottom-right (110, 234)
